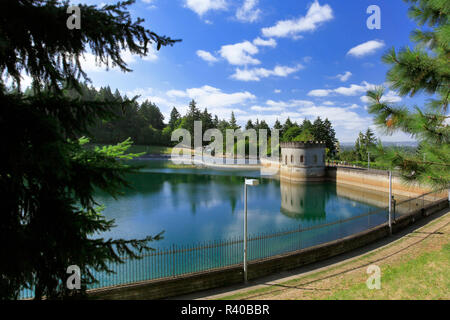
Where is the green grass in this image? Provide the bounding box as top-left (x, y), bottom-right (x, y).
top-left (220, 243), bottom-right (450, 300)
top-left (87, 143), bottom-right (173, 155)
top-left (219, 234), bottom-right (410, 300)
top-left (218, 213), bottom-right (450, 300)
top-left (328, 243), bottom-right (450, 300)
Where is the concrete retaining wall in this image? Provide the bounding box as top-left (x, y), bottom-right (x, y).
top-left (326, 167), bottom-right (438, 197)
top-left (260, 161), bottom-right (438, 197)
top-left (88, 198), bottom-right (448, 300)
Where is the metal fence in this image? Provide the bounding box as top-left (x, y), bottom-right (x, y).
top-left (88, 206), bottom-right (390, 291)
top-left (19, 189), bottom-right (446, 299)
top-left (390, 189), bottom-right (446, 219)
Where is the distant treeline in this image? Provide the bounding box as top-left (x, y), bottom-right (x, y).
top-left (33, 84), bottom-right (339, 156)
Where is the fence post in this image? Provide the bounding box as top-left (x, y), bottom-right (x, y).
top-left (388, 170), bottom-right (392, 235)
top-left (172, 244), bottom-right (175, 278)
top-left (243, 183), bottom-right (248, 283)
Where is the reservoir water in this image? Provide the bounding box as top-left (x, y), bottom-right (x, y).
top-left (95, 160), bottom-right (386, 247)
top-left (20, 159), bottom-right (390, 297)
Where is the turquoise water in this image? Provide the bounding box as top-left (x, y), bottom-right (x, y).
top-left (95, 160), bottom-right (385, 247)
top-left (20, 160), bottom-right (388, 297)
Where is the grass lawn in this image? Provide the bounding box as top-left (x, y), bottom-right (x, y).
top-left (328, 243), bottom-right (450, 300)
top-left (217, 212), bottom-right (450, 300)
top-left (87, 143), bottom-right (174, 155)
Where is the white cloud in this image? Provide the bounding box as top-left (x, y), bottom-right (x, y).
top-left (81, 53), bottom-right (121, 72)
top-left (126, 88), bottom-right (181, 116)
top-left (297, 105), bottom-right (371, 131)
top-left (166, 89), bottom-right (189, 98)
top-left (142, 0), bottom-right (157, 9)
top-left (334, 81), bottom-right (376, 96)
top-left (323, 101), bottom-right (334, 105)
top-left (307, 89), bottom-right (332, 97)
top-left (236, 0), bottom-right (261, 23)
top-left (240, 104), bottom-right (373, 141)
top-left (251, 105), bottom-right (283, 112)
top-left (184, 0), bottom-right (228, 16)
top-left (219, 41), bottom-right (260, 66)
top-left (347, 40), bottom-right (385, 57)
top-left (196, 50), bottom-right (219, 63)
top-left (308, 81), bottom-right (377, 97)
top-left (274, 89), bottom-right (281, 93)
top-left (382, 90), bottom-right (402, 103)
top-left (128, 85), bottom-right (255, 122)
top-left (266, 99), bottom-right (315, 109)
top-left (236, 97), bottom-right (401, 142)
top-left (252, 37), bottom-right (277, 47)
top-left (81, 48), bottom-right (157, 72)
top-left (166, 85), bottom-right (256, 108)
top-left (141, 46), bottom-right (159, 61)
top-left (335, 71), bottom-right (352, 82)
top-left (360, 90), bottom-right (402, 104)
top-left (249, 99), bottom-right (315, 113)
top-left (360, 96), bottom-right (371, 104)
top-left (212, 37), bottom-right (276, 67)
top-left (231, 64), bottom-right (303, 81)
top-left (261, 0), bottom-right (333, 38)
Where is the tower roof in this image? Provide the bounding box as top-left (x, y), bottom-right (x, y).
top-left (280, 141), bottom-right (326, 149)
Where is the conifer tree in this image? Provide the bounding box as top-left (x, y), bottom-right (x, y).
top-left (366, 0), bottom-right (449, 190)
top-left (282, 118), bottom-right (294, 136)
top-left (273, 119), bottom-right (282, 132)
top-left (200, 108), bottom-right (213, 132)
top-left (229, 111), bottom-right (240, 130)
top-left (212, 115), bottom-right (219, 128)
top-left (183, 99), bottom-right (201, 136)
top-left (245, 119), bottom-right (255, 130)
top-left (169, 107), bottom-right (181, 130)
top-left (0, 0), bottom-right (179, 299)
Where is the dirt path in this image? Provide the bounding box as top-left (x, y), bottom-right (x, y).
top-left (192, 209), bottom-right (450, 300)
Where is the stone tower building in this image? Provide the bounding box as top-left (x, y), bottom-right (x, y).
top-left (280, 141), bottom-right (326, 182)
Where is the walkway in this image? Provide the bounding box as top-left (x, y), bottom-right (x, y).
top-left (173, 207), bottom-right (449, 300)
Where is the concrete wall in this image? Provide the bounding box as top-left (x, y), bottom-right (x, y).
top-left (326, 167), bottom-right (437, 197)
top-left (88, 198), bottom-right (448, 300)
top-left (262, 162), bottom-right (439, 196)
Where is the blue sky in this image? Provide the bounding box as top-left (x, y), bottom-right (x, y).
top-left (76, 0), bottom-right (425, 143)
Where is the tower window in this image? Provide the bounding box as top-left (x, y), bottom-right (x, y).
top-left (300, 155), bottom-right (304, 163)
top-left (314, 155), bottom-right (318, 164)
top-left (291, 155), bottom-right (293, 163)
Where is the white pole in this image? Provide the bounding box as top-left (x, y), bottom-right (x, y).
top-left (244, 183), bottom-right (248, 283)
top-left (388, 170), bottom-right (392, 235)
top-left (243, 179), bottom-right (258, 283)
